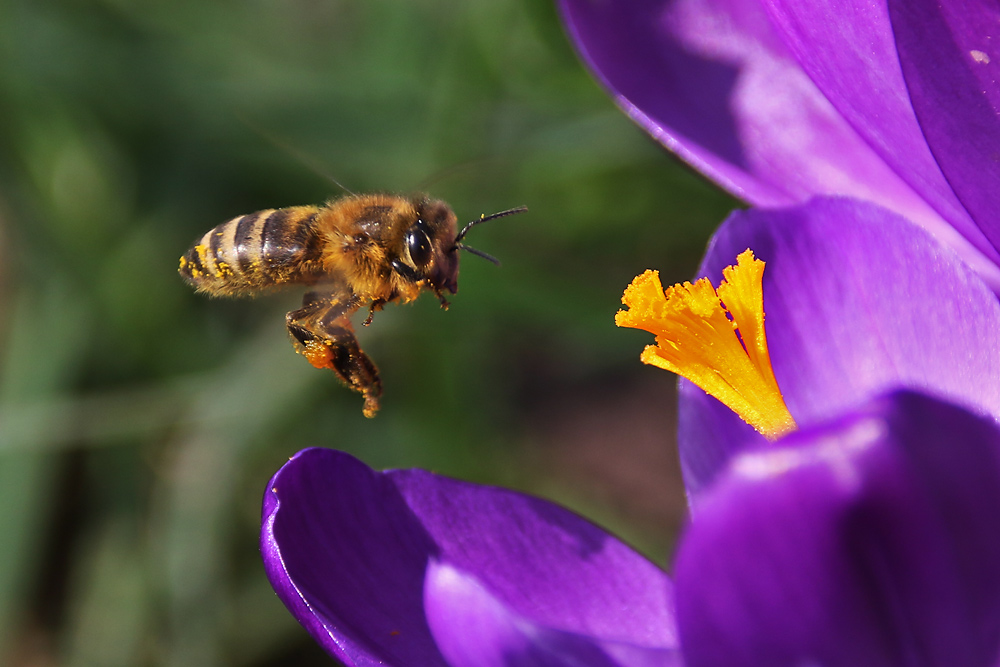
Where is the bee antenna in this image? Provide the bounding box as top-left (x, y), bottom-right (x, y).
top-left (453, 206), bottom-right (528, 245)
top-left (455, 243), bottom-right (501, 266)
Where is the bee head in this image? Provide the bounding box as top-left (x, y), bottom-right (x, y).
top-left (396, 200), bottom-right (527, 301)
top-left (397, 199), bottom-right (461, 296)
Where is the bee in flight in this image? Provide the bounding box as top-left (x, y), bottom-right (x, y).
top-left (179, 194), bottom-right (526, 417)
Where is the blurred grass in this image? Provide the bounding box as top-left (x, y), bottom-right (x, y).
top-left (0, 0), bottom-right (734, 664)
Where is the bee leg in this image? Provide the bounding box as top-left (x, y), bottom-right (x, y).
top-left (361, 298), bottom-right (386, 327)
top-left (286, 292), bottom-right (382, 418)
top-left (285, 298), bottom-right (326, 352)
top-left (435, 290), bottom-right (450, 310)
top-left (319, 322), bottom-right (382, 418)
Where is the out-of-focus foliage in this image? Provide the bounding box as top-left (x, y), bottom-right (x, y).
top-left (0, 0), bottom-right (732, 664)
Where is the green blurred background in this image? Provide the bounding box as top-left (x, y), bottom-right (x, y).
top-left (0, 0), bottom-right (733, 664)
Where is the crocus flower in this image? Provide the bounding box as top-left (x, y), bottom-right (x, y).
top-left (261, 198), bottom-right (1000, 665)
top-left (637, 197), bottom-right (1000, 500)
top-left (557, 0), bottom-right (1000, 290)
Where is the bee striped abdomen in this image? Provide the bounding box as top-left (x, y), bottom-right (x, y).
top-left (179, 206), bottom-right (324, 295)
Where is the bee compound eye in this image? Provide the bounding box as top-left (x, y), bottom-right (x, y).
top-left (405, 224), bottom-right (432, 267)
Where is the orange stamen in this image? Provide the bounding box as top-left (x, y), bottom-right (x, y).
top-left (616, 250), bottom-right (795, 439)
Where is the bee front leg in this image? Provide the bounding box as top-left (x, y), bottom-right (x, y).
top-left (361, 298), bottom-right (386, 327)
top-left (286, 291), bottom-right (382, 418)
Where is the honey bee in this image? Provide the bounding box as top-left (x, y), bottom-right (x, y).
top-left (179, 194), bottom-right (526, 417)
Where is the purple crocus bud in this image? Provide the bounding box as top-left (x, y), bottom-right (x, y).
top-left (558, 0), bottom-right (1000, 289)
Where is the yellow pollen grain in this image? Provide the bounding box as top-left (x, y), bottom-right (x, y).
top-left (616, 250), bottom-right (795, 439)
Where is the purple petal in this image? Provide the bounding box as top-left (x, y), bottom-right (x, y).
top-left (889, 0), bottom-right (1000, 251)
top-left (555, 0), bottom-right (1000, 286)
top-left (677, 378), bottom-right (762, 502)
top-left (763, 0), bottom-right (1000, 279)
top-left (680, 197), bottom-right (1000, 497)
top-left (261, 449), bottom-right (447, 666)
top-left (424, 561), bottom-right (681, 667)
top-left (675, 391), bottom-right (1000, 667)
top-left (261, 448), bottom-right (677, 666)
top-left (390, 467), bottom-right (676, 644)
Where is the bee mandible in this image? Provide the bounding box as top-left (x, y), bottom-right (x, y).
top-left (179, 194), bottom-right (526, 417)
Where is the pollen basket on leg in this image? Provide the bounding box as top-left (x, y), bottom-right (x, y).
top-left (616, 251), bottom-right (795, 440)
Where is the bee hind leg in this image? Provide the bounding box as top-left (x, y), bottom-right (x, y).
top-left (286, 291), bottom-right (382, 418)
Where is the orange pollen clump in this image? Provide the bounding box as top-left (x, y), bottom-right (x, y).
top-left (615, 249), bottom-right (796, 440)
top-left (302, 340), bottom-right (335, 370)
